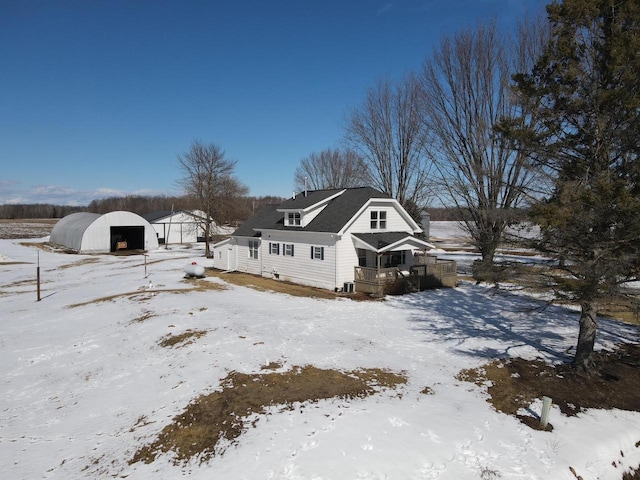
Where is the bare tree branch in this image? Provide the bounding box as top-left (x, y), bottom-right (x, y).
top-left (293, 148), bottom-right (370, 192)
top-left (177, 140), bottom-right (247, 256)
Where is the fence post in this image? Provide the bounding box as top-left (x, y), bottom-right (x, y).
top-left (36, 250), bottom-right (41, 302)
top-left (541, 396), bottom-right (552, 428)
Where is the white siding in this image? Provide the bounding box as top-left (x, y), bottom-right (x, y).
top-left (233, 237), bottom-right (262, 275)
top-left (82, 211), bottom-right (159, 253)
top-left (335, 235), bottom-right (359, 286)
top-left (344, 200), bottom-right (416, 234)
top-left (212, 238), bottom-right (232, 270)
top-left (300, 203), bottom-right (328, 227)
top-left (149, 211), bottom-right (207, 244)
top-left (260, 230), bottom-right (337, 289)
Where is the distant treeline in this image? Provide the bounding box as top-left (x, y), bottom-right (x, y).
top-left (0, 195), bottom-right (287, 222)
top-left (0, 198), bottom-right (526, 222)
top-left (0, 204), bottom-right (85, 219)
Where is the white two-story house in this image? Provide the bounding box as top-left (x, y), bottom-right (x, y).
top-left (212, 187), bottom-right (439, 292)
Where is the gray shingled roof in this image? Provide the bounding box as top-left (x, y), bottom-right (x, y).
top-left (305, 187), bottom-right (389, 232)
top-left (351, 232), bottom-right (417, 250)
top-left (277, 189), bottom-right (344, 210)
top-left (231, 187), bottom-right (393, 236)
top-left (232, 204), bottom-right (283, 237)
top-left (142, 211), bottom-right (173, 222)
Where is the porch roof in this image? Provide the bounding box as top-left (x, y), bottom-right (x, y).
top-left (352, 232), bottom-right (435, 253)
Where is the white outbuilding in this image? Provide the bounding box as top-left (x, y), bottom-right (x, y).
top-left (142, 210), bottom-right (207, 245)
top-left (143, 209), bottom-right (235, 245)
top-left (50, 211), bottom-right (159, 253)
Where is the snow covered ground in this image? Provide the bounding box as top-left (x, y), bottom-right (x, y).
top-left (428, 221), bottom-right (547, 276)
top-left (1, 232), bottom-right (640, 480)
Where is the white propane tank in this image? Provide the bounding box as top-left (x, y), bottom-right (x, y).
top-left (184, 262), bottom-right (205, 278)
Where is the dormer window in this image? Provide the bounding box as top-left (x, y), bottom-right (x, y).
top-left (370, 210), bottom-right (387, 229)
top-left (287, 212), bottom-right (301, 226)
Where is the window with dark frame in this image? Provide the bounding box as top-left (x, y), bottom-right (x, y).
top-left (284, 243), bottom-right (295, 256)
top-left (311, 246), bottom-right (324, 260)
top-left (379, 211), bottom-right (387, 229)
top-left (287, 212), bottom-right (301, 226)
top-left (248, 240), bottom-right (259, 259)
top-left (370, 210), bottom-right (387, 229)
top-left (269, 242), bottom-right (280, 255)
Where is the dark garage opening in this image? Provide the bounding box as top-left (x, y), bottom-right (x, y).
top-left (110, 226), bottom-right (145, 252)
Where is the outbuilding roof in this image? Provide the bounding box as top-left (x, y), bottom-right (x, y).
top-left (49, 212), bottom-right (101, 251)
top-left (142, 211), bottom-right (174, 223)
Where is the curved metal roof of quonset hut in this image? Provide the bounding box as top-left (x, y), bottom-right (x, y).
top-left (49, 211), bottom-right (160, 253)
top-left (50, 212), bottom-right (102, 251)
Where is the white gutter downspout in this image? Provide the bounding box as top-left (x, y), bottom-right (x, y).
top-left (335, 235), bottom-right (339, 290)
top-left (260, 238), bottom-right (264, 278)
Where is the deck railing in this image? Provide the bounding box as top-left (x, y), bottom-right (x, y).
top-left (354, 257), bottom-right (457, 295)
top-left (353, 266), bottom-right (400, 284)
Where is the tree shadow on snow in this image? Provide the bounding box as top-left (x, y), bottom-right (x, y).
top-left (387, 283), bottom-right (640, 364)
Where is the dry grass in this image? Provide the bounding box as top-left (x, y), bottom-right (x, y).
top-left (58, 257), bottom-right (100, 269)
top-left (67, 283), bottom-right (226, 308)
top-left (131, 309), bottom-right (157, 324)
top-left (207, 269), bottom-right (375, 301)
top-left (457, 344), bottom-right (640, 431)
top-left (130, 366), bottom-right (407, 465)
top-left (67, 281), bottom-right (228, 308)
top-left (159, 329), bottom-right (208, 348)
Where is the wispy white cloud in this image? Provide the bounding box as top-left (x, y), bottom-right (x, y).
top-left (0, 183), bottom-right (166, 206)
top-left (377, 2), bottom-right (395, 15)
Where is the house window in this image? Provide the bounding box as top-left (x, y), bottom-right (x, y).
top-left (357, 248), bottom-right (367, 267)
top-left (370, 210), bottom-right (387, 229)
top-left (248, 240), bottom-right (259, 259)
top-left (269, 242), bottom-right (280, 255)
top-left (387, 250), bottom-right (406, 267)
top-left (283, 243), bottom-right (295, 256)
top-left (287, 212), bottom-right (301, 226)
top-left (311, 246), bottom-right (324, 260)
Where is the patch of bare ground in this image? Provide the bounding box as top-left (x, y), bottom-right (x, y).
top-left (57, 257), bottom-right (100, 269)
top-left (0, 219), bottom-right (57, 239)
top-left (158, 329), bottom-right (208, 348)
top-left (206, 269), bottom-right (376, 301)
top-left (458, 343), bottom-right (640, 432)
top-left (67, 281), bottom-right (227, 308)
top-left (624, 465), bottom-right (640, 479)
top-left (129, 366), bottom-right (407, 465)
top-left (131, 309), bottom-right (157, 324)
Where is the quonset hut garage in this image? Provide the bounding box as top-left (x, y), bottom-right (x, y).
top-left (50, 211), bottom-right (159, 254)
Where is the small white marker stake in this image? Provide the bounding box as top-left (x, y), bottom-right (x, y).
top-left (541, 396), bottom-right (552, 428)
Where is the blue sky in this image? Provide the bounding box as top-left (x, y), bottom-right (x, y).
top-left (1, 0), bottom-right (547, 206)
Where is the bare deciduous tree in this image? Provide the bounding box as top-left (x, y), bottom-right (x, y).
top-left (293, 148), bottom-right (370, 193)
top-left (420, 17), bottom-right (547, 279)
top-left (177, 140), bottom-right (247, 257)
top-left (345, 73), bottom-right (433, 220)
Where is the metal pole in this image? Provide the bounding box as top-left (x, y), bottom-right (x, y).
top-left (37, 250), bottom-right (41, 302)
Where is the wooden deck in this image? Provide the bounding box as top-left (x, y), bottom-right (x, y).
top-left (354, 257), bottom-right (457, 296)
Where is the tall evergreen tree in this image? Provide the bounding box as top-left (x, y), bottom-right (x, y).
top-left (509, 0), bottom-right (640, 371)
